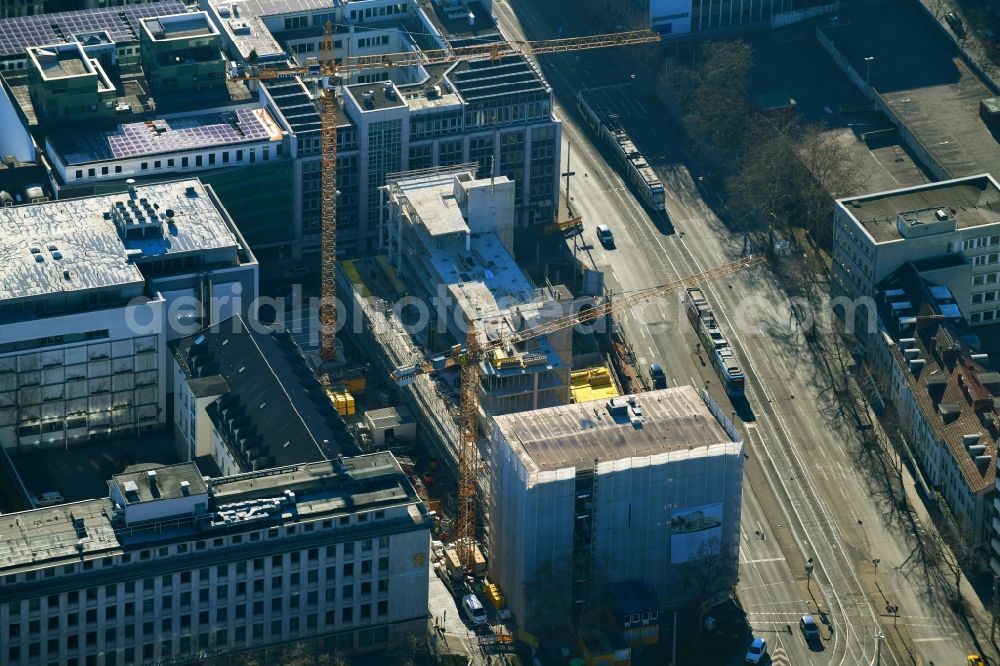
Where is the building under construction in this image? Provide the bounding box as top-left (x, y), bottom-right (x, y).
top-left (486, 385), bottom-right (744, 630)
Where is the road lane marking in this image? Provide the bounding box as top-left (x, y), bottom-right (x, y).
top-left (745, 557), bottom-right (786, 563)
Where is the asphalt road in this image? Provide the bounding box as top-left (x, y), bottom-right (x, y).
top-left (492, 1), bottom-right (986, 664)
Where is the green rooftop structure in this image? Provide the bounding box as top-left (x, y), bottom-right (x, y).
top-left (26, 42), bottom-right (118, 124)
top-left (139, 12), bottom-right (225, 95)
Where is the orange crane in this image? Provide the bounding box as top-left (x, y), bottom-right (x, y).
top-left (393, 255), bottom-right (766, 567)
top-left (245, 28), bottom-right (662, 362)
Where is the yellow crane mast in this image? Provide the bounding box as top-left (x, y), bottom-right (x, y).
top-left (246, 27), bottom-right (662, 362)
top-left (393, 255), bottom-right (766, 568)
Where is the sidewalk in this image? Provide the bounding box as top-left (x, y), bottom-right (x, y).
top-left (861, 391), bottom-right (999, 662)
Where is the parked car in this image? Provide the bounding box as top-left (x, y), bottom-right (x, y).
top-left (34, 491), bottom-right (65, 507)
top-left (649, 363), bottom-right (667, 389)
top-left (745, 636), bottom-right (768, 664)
top-left (461, 594), bottom-right (488, 626)
top-left (800, 614), bottom-right (820, 641)
top-left (596, 224), bottom-right (615, 249)
top-left (945, 12), bottom-right (966, 38)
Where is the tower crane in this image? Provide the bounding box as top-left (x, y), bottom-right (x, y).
top-left (244, 28), bottom-right (662, 362)
top-left (392, 254), bottom-right (766, 567)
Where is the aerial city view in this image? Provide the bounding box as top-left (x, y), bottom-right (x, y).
top-left (1, 0), bottom-right (1000, 663)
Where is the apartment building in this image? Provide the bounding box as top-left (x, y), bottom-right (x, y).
top-left (488, 386), bottom-right (744, 631)
top-left (868, 263), bottom-right (999, 554)
top-left (171, 314), bottom-right (360, 474)
top-left (0, 178), bottom-right (258, 450)
top-left (0, 456), bottom-right (432, 666)
top-left (833, 174), bottom-right (1000, 333)
top-left (383, 167), bottom-right (573, 415)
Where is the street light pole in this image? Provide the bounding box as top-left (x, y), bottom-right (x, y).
top-left (865, 56), bottom-right (875, 88)
top-left (874, 631), bottom-right (884, 666)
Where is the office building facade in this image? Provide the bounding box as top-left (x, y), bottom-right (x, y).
top-left (0, 456), bottom-right (431, 665)
top-left (0, 178), bottom-right (258, 449)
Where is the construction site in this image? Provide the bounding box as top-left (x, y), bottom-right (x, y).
top-left (327, 151), bottom-right (760, 661)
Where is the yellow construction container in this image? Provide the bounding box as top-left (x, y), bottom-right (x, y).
top-left (570, 366), bottom-right (620, 403)
top-left (329, 389), bottom-right (355, 417)
top-left (484, 582), bottom-right (505, 610)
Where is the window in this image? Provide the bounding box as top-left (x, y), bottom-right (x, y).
top-left (222, 151), bottom-right (230, 163)
top-left (154, 160), bottom-right (161, 169)
top-left (236, 150), bottom-right (244, 161)
top-left (88, 168), bottom-right (95, 177)
top-left (342, 607), bottom-right (353, 622)
top-left (195, 155), bottom-right (203, 167)
top-left (101, 166), bottom-right (109, 175)
top-left (208, 153), bottom-right (216, 166)
top-left (75, 170), bottom-right (83, 179)
top-left (167, 159), bottom-right (175, 167)
top-left (343, 563), bottom-right (354, 577)
top-left (182, 156), bottom-right (189, 167)
top-left (115, 165), bottom-right (122, 174)
top-left (140, 162), bottom-right (148, 171)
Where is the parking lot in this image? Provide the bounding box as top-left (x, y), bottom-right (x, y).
top-left (828, 0), bottom-right (1000, 178)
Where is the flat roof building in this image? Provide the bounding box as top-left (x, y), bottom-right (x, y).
top-left (0, 1), bottom-right (189, 71)
top-left (0, 455), bottom-right (432, 664)
top-left (833, 174), bottom-right (1000, 331)
top-left (0, 178), bottom-right (258, 450)
top-left (383, 167), bottom-right (576, 415)
top-left (488, 386), bottom-right (744, 631)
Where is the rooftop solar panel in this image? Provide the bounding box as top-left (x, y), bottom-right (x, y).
top-left (0, 0), bottom-right (185, 58)
top-left (54, 108), bottom-right (278, 165)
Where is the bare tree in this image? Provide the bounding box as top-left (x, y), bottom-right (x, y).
top-left (928, 515), bottom-right (984, 612)
top-left (673, 536), bottom-right (736, 628)
top-left (387, 632), bottom-right (428, 666)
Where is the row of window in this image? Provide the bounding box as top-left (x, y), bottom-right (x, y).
top-left (972, 290), bottom-right (1000, 304)
top-left (349, 3), bottom-right (407, 21)
top-left (962, 234), bottom-right (1000, 250)
top-left (8, 576), bottom-right (391, 639)
top-left (973, 270), bottom-right (1000, 286)
top-left (2, 515), bottom-right (388, 587)
top-left (357, 34), bottom-right (390, 49)
top-left (970, 309), bottom-right (1000, 323)
top-left (973, 252), bottom-right (1000, 267)
top-left (71, 147), bottom-right (271, 181)
top-left (6, 614), bottom-right (392, 666)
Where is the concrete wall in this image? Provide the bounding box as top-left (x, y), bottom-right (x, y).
top-left (0, 81), bottom-right (34, 162)
top-left (592, 444), bottom-right (743, 609)
top-left (488, 423), bottom-right (576, 628)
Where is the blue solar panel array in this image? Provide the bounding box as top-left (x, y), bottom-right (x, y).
top-left (0, 0), bottom-right (187, 58)
top-left (55, 108), bottom-right (275, 164)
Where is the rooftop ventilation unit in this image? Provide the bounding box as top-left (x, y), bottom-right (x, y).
top-left (180, 480), bottom-right (190, 496)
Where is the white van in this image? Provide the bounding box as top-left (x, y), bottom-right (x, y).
top-left (461, 593), bottom-right (488, 626)
top-left (35, 492), bottom-right (65, 507)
